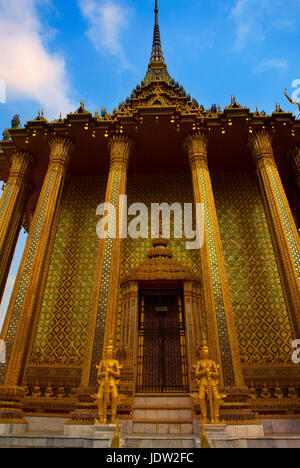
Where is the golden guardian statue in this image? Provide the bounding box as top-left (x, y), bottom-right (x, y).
top-left (192, 340), bottom-right (227, 424)
top-left (92, 340), bottom-right (122, 424)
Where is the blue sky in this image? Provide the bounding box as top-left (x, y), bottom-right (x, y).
top-left (0, 0), bottom-right (300, 328)
top-left (0, 0), bottom-right (300, 128)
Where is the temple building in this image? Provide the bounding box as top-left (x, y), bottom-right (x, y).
top-left (0, 1), bottom-right (300, 448)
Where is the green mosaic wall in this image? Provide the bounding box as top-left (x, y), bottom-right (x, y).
top-left (30, 175), bottom-right (106, 365)
top-left (212, 171), bottom-right (293, 362)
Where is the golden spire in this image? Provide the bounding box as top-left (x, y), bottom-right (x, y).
top-left (155, 0), bottom-right (158, 26)
top-left (143, 0), bottom-right (172, 85)
top-left (149, 0), bottom-right (166, 67)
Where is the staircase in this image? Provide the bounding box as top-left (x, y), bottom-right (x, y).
top-left (124, 394), bottom-right (196, 448)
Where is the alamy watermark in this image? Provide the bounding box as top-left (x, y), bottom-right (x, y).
top-left (96, 197), bottom-right (205, 250)
top-left (0, 340), bottom-right (6, 364)
top-left (0, 80), bottom-right (6, 104)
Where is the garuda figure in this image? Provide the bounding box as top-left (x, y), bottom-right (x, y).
top-left (192, 340), bottom-right (227, 424)
top-left (92, 340), bottom-right (122, 424)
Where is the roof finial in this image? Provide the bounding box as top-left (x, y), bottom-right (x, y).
top-left (143, 0), bottom-right (172, 84)
top-left (149, 0), bottom-right (165, 66)
top-left (155, 0), bottom-right (158, 26)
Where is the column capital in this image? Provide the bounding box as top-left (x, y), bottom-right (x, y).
top-left (48, 136), bottom-right (74, 169)
top-left (9, 151), bottom-right (35, 184)
top-left (183, 132), bottom-right (209, 169)
top-left (108, 134), bottom-right (134, 169)
top-left (248, 130), bottom-right (275, 166)
top-left (288, 144), bottom-right (300, 172)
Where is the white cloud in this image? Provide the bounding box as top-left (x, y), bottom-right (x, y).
top-left (0, 0), bottom-right (76, 120)
top-left (78, 0), bottom-right (130, 67)
top-left (254, 58), bottom-right (288, 73)
top-left (0, 275), bottom-right (15, 333)
top-left (230, 0), bottom-right (295, 50)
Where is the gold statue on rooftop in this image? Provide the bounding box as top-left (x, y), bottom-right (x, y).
top-left (192, 339), bottom-right (227, 424)
top-left (92, 340), bottom-right (122, 424)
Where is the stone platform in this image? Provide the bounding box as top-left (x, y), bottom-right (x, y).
top-left (0, 415), bottom-right (300, 448)
top-left (0, 420), bottom-right (117, 448)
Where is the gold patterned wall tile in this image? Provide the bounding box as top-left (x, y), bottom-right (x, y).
top-left (30, 175), bottom-right (106, 365)
top-left (212, 171), bottom-right (293, 363)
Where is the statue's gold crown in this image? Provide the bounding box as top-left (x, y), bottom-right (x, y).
top-left (200, 339), bottom-right (209, 353)
top-left (105, 339), bottom-right (114, 352)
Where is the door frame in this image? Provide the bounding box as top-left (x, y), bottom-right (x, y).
top-left (118, 279), bottom-right (204, 395)
top-left (136, 287), bottom-right (188, 393)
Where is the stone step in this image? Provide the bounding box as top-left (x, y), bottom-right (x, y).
top-left (133, 408), bottom-right (193, 420)
top-left (131, 395), bottom-right (194, 436)
top-left (132, 421), bottom-right (194, 435)
top-left (125, 435), bottom-right (196, 449)
top-left (134, 395), bottom-right (192, 409)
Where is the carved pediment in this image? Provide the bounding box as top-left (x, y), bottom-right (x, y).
top-left (121, 238), bottom-right (201, 284)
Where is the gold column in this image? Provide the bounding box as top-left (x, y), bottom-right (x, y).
top-left (288, 144), bottom-right (300, 192)
top-left (81, 134), bottom-right (133, 388)
top-left (248, 131), bottom-right (300, 336)
top-left (184, 132), bottom-right (244, 388)
top-left (0, 137), bottom-right (73, 400)
top-left (0, 151), bottom-right (34, 301)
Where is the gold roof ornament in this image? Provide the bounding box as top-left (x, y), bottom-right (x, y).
top-left (285, 89), bottom-right (300, 116)
top-left (226, 95), bottom-right (243, 109)
top-left (34, 109), bottom-right (47, 121)
top-left (74, 100), bottom-right (91, 115)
